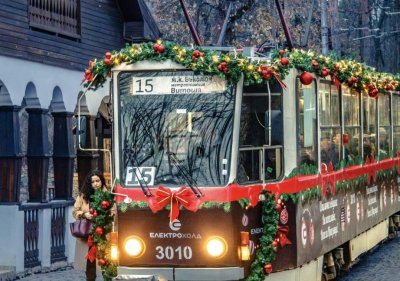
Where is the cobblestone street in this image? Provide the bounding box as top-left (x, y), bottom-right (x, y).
top-left (15, 236), bottom-right (400, 281)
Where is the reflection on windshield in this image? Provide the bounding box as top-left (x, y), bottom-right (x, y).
top-left (119, 71), bottom-right (235, 187)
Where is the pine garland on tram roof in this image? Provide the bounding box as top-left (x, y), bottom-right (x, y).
top-left (82, 40), bottom-right (400, 97)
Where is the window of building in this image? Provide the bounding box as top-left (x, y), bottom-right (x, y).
top-left (28, 0), bottom-right (81, 38)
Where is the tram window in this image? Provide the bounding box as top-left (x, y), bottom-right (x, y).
top-left (378, 94), bottom-right (391, 157)
top-left (297, 78), bottom-right (317, 166)
top-left (362, 95), bottom-right (377, 160)
top-left (343, 87), bottom-right (361, 161)
top-left (319, 81), bottom-right (340, 166)
top-left (238, 84), bottom-right (283, 183)
top-left (393, 94), bottom-right (400, 153)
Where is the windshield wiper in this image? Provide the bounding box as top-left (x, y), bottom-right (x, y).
top-left (168, 152), bottom-right (203, 198)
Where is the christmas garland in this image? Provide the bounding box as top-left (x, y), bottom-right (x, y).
top-left (89, 189), bottom-right (117, 281)
top-left (83, 40), bottom-right (400, 98)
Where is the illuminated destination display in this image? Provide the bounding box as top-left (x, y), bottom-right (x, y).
top-left (131, 75), bottom-right (226, 95)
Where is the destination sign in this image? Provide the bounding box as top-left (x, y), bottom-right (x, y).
top-left (131, 75), bottom-right (226, 95)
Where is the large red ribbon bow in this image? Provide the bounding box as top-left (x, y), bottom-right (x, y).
top-left (276, 226), bottom-right (292, 247)
top-left (148, 186), bottom-right (201, 222)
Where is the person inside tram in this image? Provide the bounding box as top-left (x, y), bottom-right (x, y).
top-left (363, 133), bottom-right (376, 160)
top-left (320, 133), bottom-right (339, 166)
top-left (379, 127), bottom-right (389, 156)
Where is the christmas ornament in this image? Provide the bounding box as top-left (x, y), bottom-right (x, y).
top-left (101, 200), bottom-right (110, 209)
top-left (278, 50), bottom-right (285, 56)
top-left (89, 208), bottom-right (94, 214)
top-left (300, 71), bottom-right (313, 85)
top-left (280, 57), bottom-right (289, 66)
top-left (92, 211), bottom-right (98, 218)
top-left (95, 226), bottom-right (104, 235)
top-left (264, 263), bottom-right (273, 274)
top-left (98, 258), bottom-right (107, 266)
top-left (321, 68), bottom-right (329, 77)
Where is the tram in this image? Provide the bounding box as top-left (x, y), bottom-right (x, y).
top-left (78, 41), bottom-right (400, 281)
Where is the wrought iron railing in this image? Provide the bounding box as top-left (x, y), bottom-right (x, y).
top-left (51, 206), bottom-right (67, 263)
top-left (23, 207), bottom-right (40, 268)
top-left (28, 0), bottom-right (80, 38)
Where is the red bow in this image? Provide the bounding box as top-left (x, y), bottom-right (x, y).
top-left (276, 226), bottom-right (292, 247)
top-left (321, 162), bottom-right (335, 197)
top-left (86, 235), bottom-right (97, 263)
top-left (148, 187), bottom-right (201, 222)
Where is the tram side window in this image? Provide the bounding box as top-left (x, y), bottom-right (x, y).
top-left (378, 94), bottom-right (391, 158)
top-left (362, 95), bottom-right (377, 160)
top-left (319, 81), bottom-right (340, 166)
top-left (238, 90), bottom-right (283, 183)
top-left (393, 94), bottom-right (400, 153)
top-left (298, 78), bottom-right (317, 166)
top-left (343, 87), bottom-right (361, 161)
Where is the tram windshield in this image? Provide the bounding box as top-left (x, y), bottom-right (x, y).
top-left (118, 71), bottom-right (235, 187)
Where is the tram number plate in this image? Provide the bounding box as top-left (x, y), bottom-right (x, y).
top-left (125, 166), bottom-right (155, 186)
top-left (155, 246), bottom-right (193, 260)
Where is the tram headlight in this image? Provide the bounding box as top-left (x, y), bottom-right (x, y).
top-left (124, 235), bottom-right (145, 257)
top-left (206, 236), bottom-right (228, 258)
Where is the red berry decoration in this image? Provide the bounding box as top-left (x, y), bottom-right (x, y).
top-left (104, 58), bottom-right (111, 65)
top-left (264, 263), bottom-right (273, 274)
top-left (98, 258), bottom-right (107, 266)
top-left (105, 52), bottom-right (112, 59)
top-left (280, 57), bottom-right (289, 66)
top-left (386, 84), bottom-right (393, 91)
top-left (278, 50), bottom-right (285, 56)
top-left (321, 68), bottom-right (329, 77)
top-left (157, 44), bottom-right (165, 53)
top-left (89, 208), bottom-right (94, 215)
top-left (262, 69), bottom-right (271, 79)
top-left (300, 71), bottom-right (313, 85)
top-left (192, 50), bottom-right (201, 58)
top-left (92, 211), bottom-right (98, 218)
top-left (101, 200), bottom-right (110, 209)
top-left (347, 77), bottom-right (357, 86)
top-left (95, 226), bottom-right (104, 235)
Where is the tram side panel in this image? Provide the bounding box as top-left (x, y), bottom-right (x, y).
top-left (289, 174), bottom-right (399, 267)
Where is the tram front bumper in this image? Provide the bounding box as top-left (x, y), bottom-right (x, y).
top-left (116, 266), bottom-right (244, 281)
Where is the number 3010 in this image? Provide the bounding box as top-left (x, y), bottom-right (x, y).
top-left (155, 246), bottom-right (193, 260)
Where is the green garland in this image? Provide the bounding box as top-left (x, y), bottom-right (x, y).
top-left (83, 41), bottom-right (399, 96)
top-left (90, 189), bottom-right (117, 281)
top-left (246, 192), bottom-right (279, 281)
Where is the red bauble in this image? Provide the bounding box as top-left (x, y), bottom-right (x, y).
top-left (312, 60), bottom-right (319, 69)
top-left (92, 211), bottom-right (98, 218)
top-left (262, 69), bottom-right (271, 79)
top-left (368, 89), bottom-right (379, 98)
top-left (101, 200), bottom-right (110, 209)
top-left (347, 77), bottom-right (357, 86)
top-left (386, 84), bottom-right (393, 91)
top-left (343, 133), bottom-right (349, 145)
top-left (98, 258), bottom-right (107, 266)
top-left (278, 50), bottom-right (285, 56)
top-left (264, 263), bottom-right (273, 274)
top-left (280, 57), bottom-right (289, 66)
top-left (193, 50), bottom-right (201, 58)
top-left (89, 208), bottom-right (94, 215)
top-left (95, 227), bottom-right (104, 235)
top-left (105, 52), bottom-right (112, 59)
top-left (157, 45), bottom-right (165, 53)
top-left (321, 68), bottom-right (329, 77)
top-left (104, 58), bottom-right (111, 65)
top-left (300, 71), bottom-right (313, 85)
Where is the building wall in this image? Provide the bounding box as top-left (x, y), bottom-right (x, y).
top-left (0, 0), bottom-right (124, 71)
